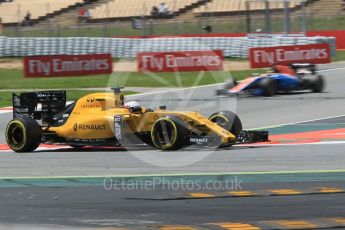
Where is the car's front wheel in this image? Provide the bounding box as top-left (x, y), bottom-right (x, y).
top-left (150, 116), bottom-right (188, 150)
top-left (259, 77), bottom-right (277, 96)
top-left (209, 111), bottom-right (243, 138)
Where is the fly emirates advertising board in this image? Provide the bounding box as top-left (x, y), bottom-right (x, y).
top-left (24, 54), bottom-right (113, 77)
top-left (249, 43), bottom-right (331, 68)
top-left (137, 50), bottom-right (224, 72)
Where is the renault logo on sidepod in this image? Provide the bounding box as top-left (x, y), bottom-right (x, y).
top-left (73, 123), bottom-right (78, 132)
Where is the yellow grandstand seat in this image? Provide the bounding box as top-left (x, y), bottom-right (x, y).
top-left (0, 0), bottom-right (83, 24)
top-left (89, 0), bottom-right (200, 20)
top-left (194, 0), bottom-right (301, 14)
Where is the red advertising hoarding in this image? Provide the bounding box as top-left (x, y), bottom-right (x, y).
top-left (249, 44), bottom-right (331, 68)
top-left (137, 50), bottom-right (224, 72)
top-left (24, 54), bottom-right (113, 77)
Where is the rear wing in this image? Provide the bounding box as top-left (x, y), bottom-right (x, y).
top-left (290, 63), bottom-right (316, 74)
top-left (13, 91), bottom-right (66, 124)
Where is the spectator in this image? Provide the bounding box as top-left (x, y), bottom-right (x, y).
top-left (151, 5), bottom-right (159, 18)
top-left (84, 8), bottom-right (92, 20)
top-left (78, 8), bottom-right (86, 22)
top-left (343, 0), bottom-right (345, 10)
top-left (22, 11), bottom-right (31, 26)
top-left (78, 8), bottom-right (91, 22)
top-left (158, 2), bottom-right (170, 18)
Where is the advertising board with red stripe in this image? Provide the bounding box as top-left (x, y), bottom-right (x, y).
top-left (137, 50), bottom-right (224, 72)
top-left (24, 54), bottom-right (113, 77)
top-left (249, 44), bottom-right (331, 68)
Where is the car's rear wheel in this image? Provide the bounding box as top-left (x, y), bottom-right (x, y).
top-left (209, 111), bottom-right (243, 138)
top-left (150, 116), bottom-right (188, 150)
top-left (259, 77), bottom-right (276, 96)
top-left (5, 117), bottom-right (41, 152)
top-left (310, 75), bottom-right (324, 93)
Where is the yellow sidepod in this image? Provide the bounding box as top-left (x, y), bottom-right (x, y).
top-left (48, 92), bottom-right (125, 140)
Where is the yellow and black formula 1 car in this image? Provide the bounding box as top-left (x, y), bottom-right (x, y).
top-left (5, 88), bottom-right (268, 152)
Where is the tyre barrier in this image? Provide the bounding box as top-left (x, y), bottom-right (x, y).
top-left (0, 35), bottom-right (336, 58)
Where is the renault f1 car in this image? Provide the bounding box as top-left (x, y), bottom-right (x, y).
top-left (216, 63), bottom-right (325, 97)
top-left (5, 88), bottom-right (268, 152)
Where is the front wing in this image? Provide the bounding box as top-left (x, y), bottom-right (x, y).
top-left (114, 115), bottom-right (269, 148)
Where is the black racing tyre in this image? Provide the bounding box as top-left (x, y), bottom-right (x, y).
top-left (150, 116), bottom-right (188, 150)
top-left (5, 117), bottom-right (41, 152)
top-left (209, 111), bottom-right (243, 138)
top-left (259, 77), bottom-right (276, 96)
top-left (310, 74), bottom-right (324, 93)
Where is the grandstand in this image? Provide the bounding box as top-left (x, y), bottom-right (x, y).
top-left (306, 0), bottom-right (344, 16)
top-left (0, 0), bottom-right (84, 25)
top-left (0, 0), bottom-right (343, 36)
top-left (194, 0), bottom-right (302, 15)
top-left (89, 0), bottom-right (206, 21)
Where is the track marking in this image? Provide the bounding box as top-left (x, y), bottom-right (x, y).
top-left (0, 108), bottom-right (12, 114)
top-left (188, 193), bottom-right (215, 198)
top-left (240, 140), bottom-right (345, 147)
top-left (213, 223), bottom-right (261, 230)
top-left (126, 83), bottom-right (225, 97)
top-left (0, 169), bottom-right (345, 181)
top-left (0, 143), bottom-right (70, 151)
top-left (270, 189), bottom-right (302, 195)
top-left (228, 191), bottom-right (256, 196)
top-left (272, 220), bottom-right (317, 229)
top-left (332, 218), bottom-right (345, 224)
top-left (319, 187), bottom-right (344, 193)
top-left (159, 226), bottom-right (199, 230)
top-left (251, 114), bottom-right (345, 130)
top-left (129, 186), bottom-right (345, 200)
top-left (318, 66), bottom-right (345, 73)
top-left (85, 217), bottom-right (345, 229)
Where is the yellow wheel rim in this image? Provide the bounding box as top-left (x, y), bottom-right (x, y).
top-left (209, 114), bottom-right (230, 128)
top-left (151, 117), bottom-right (178, 150)
top-left (5, 120), bottom-right (27, 151)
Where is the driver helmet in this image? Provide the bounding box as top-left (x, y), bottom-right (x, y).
top-left (124, 101), bottom-right (142, 113)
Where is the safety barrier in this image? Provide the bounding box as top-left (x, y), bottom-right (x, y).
top-left (0, 36), bottom-right (336, 58)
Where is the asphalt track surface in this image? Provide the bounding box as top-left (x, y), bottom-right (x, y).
top-left (0, 62), bottom-right (345, 229)
top-left (1, 181), bottom-right (345, 229)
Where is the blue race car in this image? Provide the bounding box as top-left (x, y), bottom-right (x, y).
top-left (216, 63), bottom-right (324, 97)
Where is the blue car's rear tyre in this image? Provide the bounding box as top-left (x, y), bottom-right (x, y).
top-left (311, 75), bottom-right (324, 93)
top-left (259, 77), bottom-right (276, 96)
